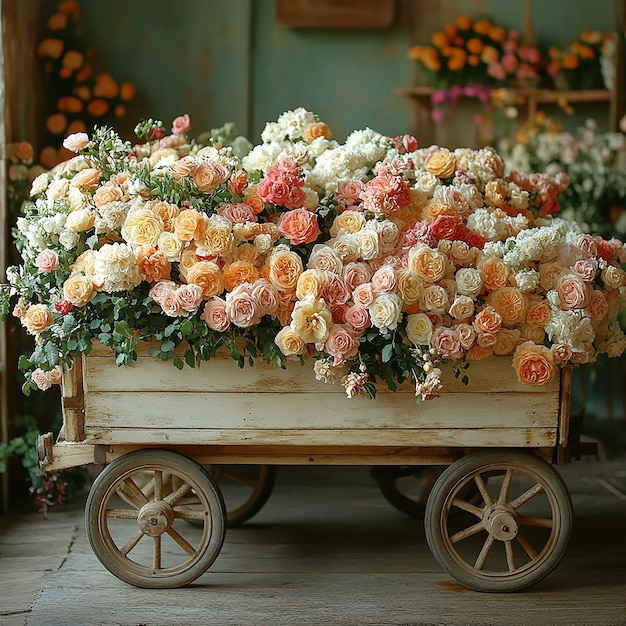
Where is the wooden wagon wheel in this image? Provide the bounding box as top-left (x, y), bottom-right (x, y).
top-left (207, 465), bottom-right (276, 527)
top-left (85, 449), bottom-right (226, 588)
top-left (176, 465), bottom-right (276, 528)
top-left (425, 450), bottom-right (573, 593)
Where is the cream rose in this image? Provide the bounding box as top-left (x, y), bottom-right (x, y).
top-left (406, 313), bottom-right (433, 346)
top-left (601, 264), bottom-right (625, 290)
top-left (290, 295), bottom-right (333, 343)
top-left (275, 326), bottom-right (306, 356)
top-left (395, 269), bottom-right (424, 305)
top-left (420, 284), bottom-right (449, 314)
top-left (158, 231), bottom-right (185, 261)
top-left (22, 303), bottom-right (54, 334)
top-left (62, 274), bottom-right (96, 307)
top-left (122, 207), bottom-right (165, 247)
top-left (455, 267), bottom-right (483, 299)
top-left (368, 292), bottom-right (402, 333)
top-left (65, 207), bottom-right (95, 233)
top-left (330, 210), bottom-right (366, 237)
top-left (449, 294), bottom-right (475, 320)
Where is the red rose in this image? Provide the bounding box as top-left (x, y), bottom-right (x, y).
top-left (55, 299), bottom-right (74, 315)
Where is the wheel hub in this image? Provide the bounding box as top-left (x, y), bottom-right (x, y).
top-left (483, 505), bottom-right (519, 541)
top-left (137, 500), bottom-right (175, 536)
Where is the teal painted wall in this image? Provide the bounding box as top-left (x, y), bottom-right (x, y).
top-left (72, 0), bottom-right (619, 143)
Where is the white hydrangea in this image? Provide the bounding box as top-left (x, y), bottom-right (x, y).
top-left (260, 107), bottom-right (318, 145)
top-left (513, 269), bottom-right (540, 292)
top-left (241, 142), bottom-right (283, 173)
top-left (93, 243), bottom-right (142, 292)
top-left (545, 309), bottom-right (595, 353)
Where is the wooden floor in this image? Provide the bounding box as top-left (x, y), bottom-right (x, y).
top-left (1, 456), bottom-right (626, 626)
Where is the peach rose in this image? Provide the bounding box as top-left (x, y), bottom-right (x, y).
top-left (330, 210), bottom-right (366, 237)
top-left (201, 214), bottom-right (235, 257)
top-left (420, 284), bottom-right (449, 314)
top-left (512, 341), bottom-right (555, 386)
top-left (277, 208), bottom-right (321, 245)
top-left (93, 183), bottom-right (122, 207)
top-left (493, 329), bottom-right (520, 355)
top-left (185, 260), bottom-right (224, 298)
top-left (303, 121), bottom-right (331, 143)
top-left (601, 264), bottom-right (625, 290)
top-left (395, 269), bottom-right (424, 306)
top-left (22, 304), bottom-right (54, 334)
top-left (466, 344), bottom-right (493, 360)
top-left (62, 274), bottom-right (96, 307)
top-left (423, 148), bottom-right (457, 179)
top-left (223, 260), bottom-right (259, 292)
top-left (551, 344), bottom-right (572, 364)
top-left (71, 167), bottom-right (101, 190)
top-left (556, 273), bottom-right (590, 311)
top-left (588, 289), bottom-right (608, 324)
top-left (267, 246), bottom-right (303, 292)
top-left (479, 256), bottom-right (510, 291)
top-left (449, 294), bottom-right (474, 320)
top-left (489, 287), bottom-right (528, 325)
top-left (192, 160), bottom-right (224, 193)
top-left (572, 259), bottom-right (597, 282)
top-left (296, 269), bottom-right (325, 300)
top-left (307, 245), bottom-right (343, 274)
top-left (408, 244), bottom-right (448, 283)
top-left (137, 247), bottom-right (172, 283)
top-left (290, 295), bottom-right (333, 343)
top-left (473, 305), bottom-right (502, 334)
top-left (201, 297), bottom-right (230, 331)
top-left (456, 322), bottom-right (476, 349)
top-left (174, 208), bottom-right (205, 242)
top-left (35, 249), bottom-right (59, 273)
top-left (176, 283), bottom-right (204, 312)
top-left (170, 156), bottom-right (197, 179)
top-left (525, 301), bottom-right (551, 326)
top-left (352, 282), bottom-right (375, 307)
top-left (343, 262), bottom-right (372, 291)
top-left (539, 262), bottom-right (566, 291)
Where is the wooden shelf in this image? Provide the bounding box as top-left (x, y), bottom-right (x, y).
top-left (395, 86), bottom-right (619, 145)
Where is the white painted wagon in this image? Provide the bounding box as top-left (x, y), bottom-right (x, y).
top-left (37, 341), bottom-right (581, 592)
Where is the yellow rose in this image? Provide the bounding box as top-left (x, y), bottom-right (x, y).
top-left (65, 207), bottom-right (95, 233)
top-left (296, 269), bottom-right (325, 300)
top-left (274, 326), bottom-right (306, 356)
top-left (122, 207), bottom-right (165, 247)
top-left (423, 148), bottom-right (457, 179)
top-left (22, 303), bottom-right (54, 334)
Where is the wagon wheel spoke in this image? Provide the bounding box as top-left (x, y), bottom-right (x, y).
top-left (105, 508), bottom-right (140, 519)
top-left (153, 536), bottom-right (162, 570)
top-left (174, 495), bottom-right (202, 507)
top-left (450, 520), bottom-right (485, 544)
top-left (518, 515), bottom-right (553, 528)
top-left (516, 532), bottom-right (539, 559)
top-left (505, 540), bottom-right (516, 572)
top-left (120, 530), bottom-right (145, 557)
top-left (116, 478), bottom-right (150, 510)
top-left (166, 482), bottom-right (193, 507)
top-left (154, 470), bottom-right (163, 501)
top-left (166, 526), bottom-right (197, 556)
top-left (220, 470), bottom-right (258, 490)
top-left (498, 469), bottom-right (514, 504)
top-left (474, 474), bottom-right (493, 507)
top-left (451, 496), bottom-right (484, 518)
top-left (175, 510), bottom-right (207, 521)
top-left (509, 482), bottom-right (543, 509)
top-left (474, 534), bottom-right (495, 570)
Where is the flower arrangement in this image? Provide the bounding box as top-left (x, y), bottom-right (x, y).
top-left (2, 107), bottom-right (625, 403)
top-left (407, 15), bottom-right (543, 91)
top-left (547, 31), bottom-right (613, 91)
top-left (501, 114), bottom-right (626, 238)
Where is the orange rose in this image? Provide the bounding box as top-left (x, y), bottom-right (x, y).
top-left (489, 287), bottom-right (528, 325)
top-left (466, 344), bottom-right (492, 360)
top-left (473, 305), bottom-right (502, 334)
top-left (223, 260), bottom-right (260, 291)
top-left (479, 255), bottom-right (510, 291)
top-left (525, 301), bottom-right (551, 326)
top-left (71, 167), bottom-right (101, 191)
top-left (137, 247), bottom-right (172, 283)
top-left (303, 122), bottom-right (331, 143)
top-left (512, 341), bottom-right (555, 386)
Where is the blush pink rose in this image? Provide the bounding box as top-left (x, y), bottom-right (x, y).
top-left (225, 283), bottom-right (260, 327)
top-left (322, 272), bottom-right (351, 305)
top-left (371, 265), bottom-right (396, 294)
top-left (572, 259), bottom-right (597, 282)
top-left (344, 305), bottom-right (371, 332)
top-left (352, 282), bottom-right (375, 307)
top-left (324, 323), bottom-right (360, 365)
top-left (331, 303), bottom-right (349, 324)
top-left (149, 280), bottom-right (176, 304)
top-left (171, 114), bottom-right (191, 135)
top-left (336, 180), bottom-right (365, 208)
top-left (202, 297), bottom-right (231, 331)
top-left (250, 278), bottom-right (279, 316)
top-left (430, 326), bottom-right (464, 360)
top-left (218, 202), bottom-right (257, 225)
top-left (35, 249), bottom-right (59, 273)
top-left (588, 289), bottom-right (608, 323)
top-left (276, 208), bottom-right (321, 245)
top-left (160, 289), bottom-right (185, 317)
top-left (31, 368), bottom-right (52, 391)
top-left (343, 262), bottom-right (372, 291)
top-left (176, 284), bottom-right (203, 312)
top-left (557, 273), bottom-right (590, 311)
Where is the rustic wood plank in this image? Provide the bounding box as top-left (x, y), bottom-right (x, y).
top-left (83, 349), bottom-right (559, 394)
top-left (83, 390), bottom-right (559, 430)
top-left (61, 359), bottom-right (84, 442)
top-left (83, 426), bottom-right (557, 448)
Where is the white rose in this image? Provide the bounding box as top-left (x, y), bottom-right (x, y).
top-left (58, 229), bottom-right (80, 250)
top-left (30, 172), bottom-right (50, 196)
top-left (368, 292), bottom-right (402, 333)
top-left (356, 229), bottom-right (380, 261)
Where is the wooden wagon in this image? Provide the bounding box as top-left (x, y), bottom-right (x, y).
top-left (37, 342), bottom-right (584, 592)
